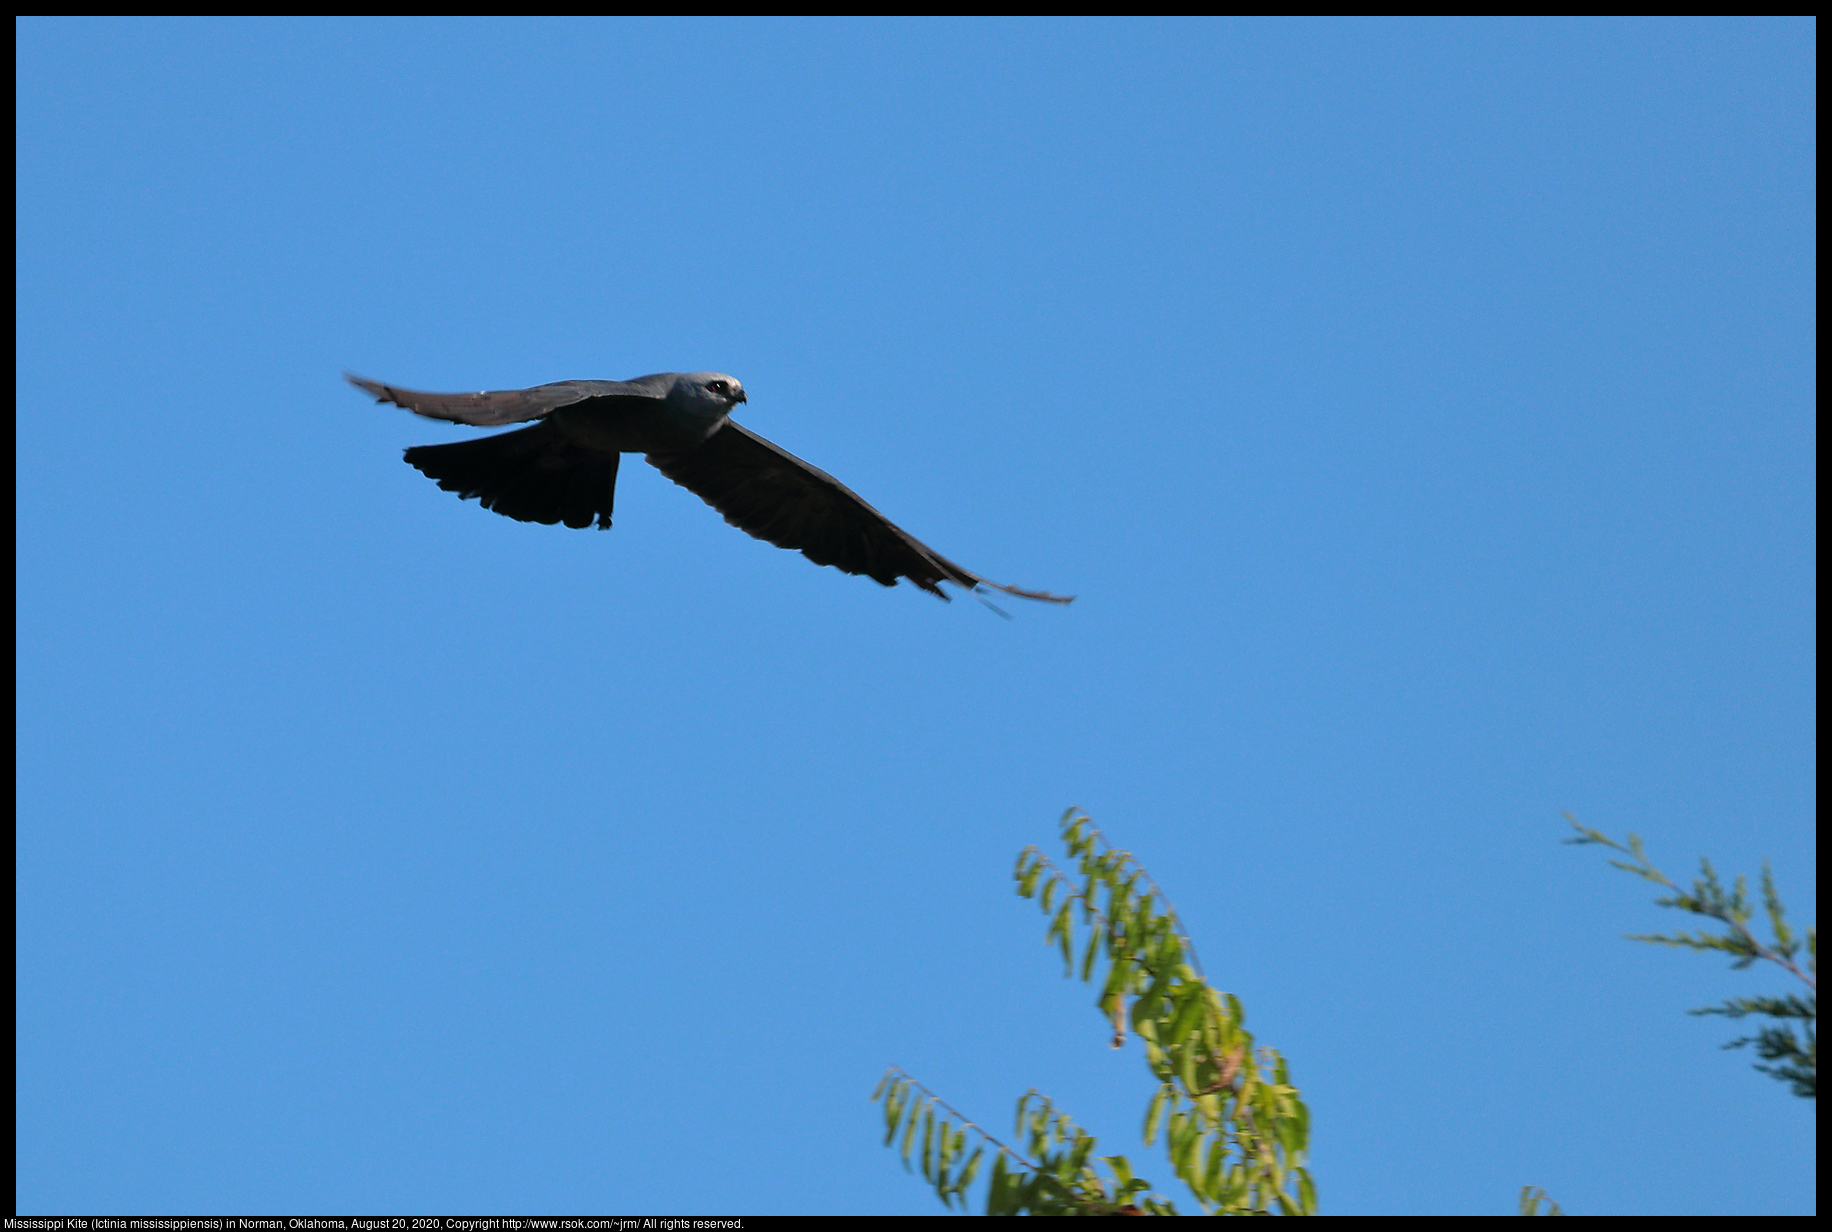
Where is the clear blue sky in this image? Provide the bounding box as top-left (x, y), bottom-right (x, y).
top-left (17, 17), bottom-right (1815, 1216)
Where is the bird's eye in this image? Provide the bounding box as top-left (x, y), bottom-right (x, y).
top-left (709, 381), bottom-right (726, 393)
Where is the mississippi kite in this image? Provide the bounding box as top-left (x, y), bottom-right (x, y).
top-left (347, 371), bottom-right (1071, 603)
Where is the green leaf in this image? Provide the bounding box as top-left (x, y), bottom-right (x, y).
top-left (1520, 1185), bottom-right (1563, 1216)
top-left (1135, 964), bottom-right (1175, 1027)
top-left (955, 1145), bottom-right (984, 1202)
top-left (881, 1090), bottom-right (903, 1145)
top-left (1143, 1084), bottom-right (1170, 1145)
top-left (1104, 879), bottom-right (1127, 929)
top-left (1081, 921), bottom-right (1103, 982)
top-left (1204, 1134), bottom-right (1226, 1195)
top-left (900, 1097), bottom-right (920, 1167)
top-left (1102, 949), bottom-right (1133, 1004)
top-left (1168, 984), bottom-right (1206, 1047)
top-left (988, 1153), bottom-right (1012, 1215)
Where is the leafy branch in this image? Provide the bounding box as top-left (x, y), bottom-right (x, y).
top-left (1518, 1186), bottom-right (1563, 1216)
top-left (873, 810), bottom-right (1314, 1215)
top-left (1566, 816), bottom-right (1816, 1098)
top-left (874, 1068), bottom-right (1178, 1215)
top-left (1017, 811), bottom-right (1313, 1215)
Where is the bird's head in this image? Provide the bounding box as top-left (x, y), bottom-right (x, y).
top-left (682, 373), bottom-right (746, 408)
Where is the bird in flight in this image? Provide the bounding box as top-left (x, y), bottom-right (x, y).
top-left (347, 371), bottom-right (1071, 604)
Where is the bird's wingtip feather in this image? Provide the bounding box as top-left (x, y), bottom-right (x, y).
top-left (344, 372), bottom-right (390, 401)
top-left (980, 581), bottom-right (1075, 604)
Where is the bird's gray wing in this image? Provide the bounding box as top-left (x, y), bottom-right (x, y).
top-left (404, 421), bottom-right (621, 530)
top-left (647, 421), bottom-right (1072, 603)
top-left (346, 373), bottom-right (662, 427)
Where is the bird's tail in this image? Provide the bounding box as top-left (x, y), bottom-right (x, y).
top-left (404, 422), bottom-right (621, 530)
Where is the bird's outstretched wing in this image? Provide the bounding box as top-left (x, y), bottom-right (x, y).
top-left (647, 421), bottom-right (1071, 603)
top-left (346, 373), bottom-right (655, 427)
top-left (404, 421), bottom-right (621, 530)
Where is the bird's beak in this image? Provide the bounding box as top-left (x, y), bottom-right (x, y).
top-left (736, 390), bottom-right (748, 403)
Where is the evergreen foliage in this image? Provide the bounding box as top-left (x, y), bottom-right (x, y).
top-left (1567, 818), bottom-right (1815, 1099)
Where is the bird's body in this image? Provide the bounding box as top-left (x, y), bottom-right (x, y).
top-left (348, 371), bottom-right (1070, 604)
top-left (545, 374), bottom-right (738, 453)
